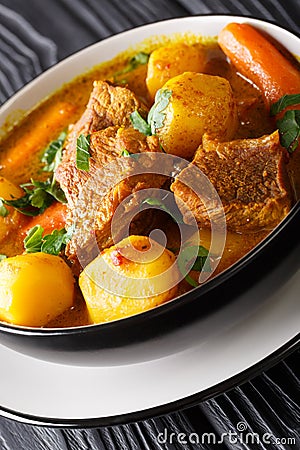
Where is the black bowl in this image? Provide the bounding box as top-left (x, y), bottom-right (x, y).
top-left (1, 16), bottom-right (300, 366)
top-left (0, 201), bottom-right (299, 365)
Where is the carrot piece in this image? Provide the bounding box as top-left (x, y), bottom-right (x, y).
top-left (21, 202), bottom-right (68, 237)
top-left (218, 23), bottom-right (300, 109)
top-left (0, 102), bottom-right (75, 181)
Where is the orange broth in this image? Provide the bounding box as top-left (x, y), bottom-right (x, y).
top-left (0, 37), bottom-right (298, 327)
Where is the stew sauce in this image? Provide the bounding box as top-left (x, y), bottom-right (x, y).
top-left (0, 36), bottom-right (298, 328)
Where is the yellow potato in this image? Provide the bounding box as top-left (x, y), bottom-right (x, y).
top-left (154, 72), bottom-right (238, 158)
top-left (0, 176), bottom-right (23, 200)
top-left (79, 235), bottom-right (178, 323)
top-left (0, 176), bottom-right (25, 243)
top-left (0, 253), bottom-right (75, 326)
top-left (146, 43), bottom-right (205, 100)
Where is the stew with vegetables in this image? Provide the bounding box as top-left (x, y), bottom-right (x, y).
top-left (0, 23), bottom-right (299, 328)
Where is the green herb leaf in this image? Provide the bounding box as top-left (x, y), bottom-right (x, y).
top-left (1, 189), bottom-right (40, 216)
top-left (191, 245), bottom-right (211, 272)
top-left (142, 197), bottom-right (183, 223)
top-left (130, 110), bottom-right (152, 136)
top-left (270, 94), bottom-right (300, 116)
top-left (31, 179), bottom-right (67, 204)
top-left (277, 109), bottom-right (300, 153)
top-left (41, 229), bottom-right (67, 255)
top-left (1, 130), bottom-right (67, 218)
top-left (148, 89), bottom-right (172, 134)
top-left (76, 134), bottom-right (91, 171)
top-left (177, 245), bottom-right (211, 288)
top-left (130, 89), bottom-right (172, 137)
top-left (41, 130), bottom-right (67, 172)
top-left (120, 148), bottom-right (141, 161)
top-left (0, 199), bottom-right (9, 217)
top-left (116, 52), bottom-right (149, 75)
top-left (129, 52), bottom-right (149, 68)
top-left (0, 254), bottom-right (7, 262)
top-left (24, 224), bottom-right (74, 255)
top-left (29, 189), bottom-right (46, 209)
top-left (24, 225), bottom-right (44, 253)
top-left (3, 175), bottom-right (66, 217)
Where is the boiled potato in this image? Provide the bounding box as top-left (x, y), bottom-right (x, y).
top-left (154, 72), bottom-right (238, 158)
top-left (146, 43), bottom-right (206, 100)
top-left (0, 176), bottom-right (25, 243)
top-left (0, 253), bottom-right (75, 326)
top-left (0, 176), bottom-right (23, 200)
top-left (79, 235), bottom-right (178, 323)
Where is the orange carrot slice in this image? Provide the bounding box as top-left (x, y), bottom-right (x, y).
top-left (218, 23), bottom-right (300, 109)
top-left (21, 201), bottom-right (68, 237)
top-left (0, 102), bottom-right (75, 181)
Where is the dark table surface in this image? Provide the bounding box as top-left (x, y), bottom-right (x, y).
top-left (0, 0), bottom-right (299, 449)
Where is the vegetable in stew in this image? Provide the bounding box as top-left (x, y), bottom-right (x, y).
top-left (0, 24), bottom-right (299, 328)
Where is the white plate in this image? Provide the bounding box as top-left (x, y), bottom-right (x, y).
top-left (0, 232), bottom-right (299, 426)
top-left (0, 16), bottom-right (299, 425)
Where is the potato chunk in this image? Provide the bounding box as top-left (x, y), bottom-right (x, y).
top-left (79, 235), bottom-right (178, 323)
top-left (146, 43), bottom-right (206, 100)
top-left (154, 72), bottom-right (238, 158)
top-left (0, 176), bottom-right (23, 200)
top-left (0, 253), bottom-right (75, 326)
top-left (0, 176), bottom-right (25, 243)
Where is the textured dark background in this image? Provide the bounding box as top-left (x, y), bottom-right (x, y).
top-left (0, 0), bottom-right (299, 448)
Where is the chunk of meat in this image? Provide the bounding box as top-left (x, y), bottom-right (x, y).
top-left (68, 79), bottom-right (146, 137)
top-left (171, 131), bottom-right (293, 232)
top-left (56, 80), bottom-right (148, 207)
top-left (58, 125), bottom-right (164, 263)
top-left (57, 126), bottom-right (159, 208)
top-left (55, 80), bottom-right (165, 263)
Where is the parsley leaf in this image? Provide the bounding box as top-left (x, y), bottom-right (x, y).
top-left (177, 245), bottom-right (211, 288)
top-left (30, 179), bottom-right (67, 204)
top-left (0, 254), bottom-right (7, 262)
top-left (116, 52), bottom-right (149, 76)
top-left (24, 225), bottom-right (74, 255)
top-left (270, 94), bottom-right (300, 153)
top-left (76, 134), bottom-right (91, 171)
top-left (128, 52), bottom-right (149, 69)
top-left (142, 197), bottom-right (183, 223)
top-left (130, 88), bottom-right (172, 137)
top-left (0, 199), bottom-right (9, 217)
top-left (270, 94), bottom-right (300, 116)
top-left (41, 229), bottom-right (68, 255)
top-left (121, 149), bottom-right (131, 157)
top-left (30, 187), bottom-right (49, 209)
top-left (276, 110), bottom-right (300, 153)
top-left (148, 89), bottom-right (172, 134)
top-left (130, 111), bottom-right (151, 136)
top-left (41, 130), bottom-right (66, 172)
top-left (0, 131), bottom-right (67, 218)
top-left (2, 177), bottom-right (67, 217)
top-left (1, 188), bottom-right (42, 216)
top-left (24, 225), bottom-right (44, 253)
top-left (121, 149), bottom-right (140, 160)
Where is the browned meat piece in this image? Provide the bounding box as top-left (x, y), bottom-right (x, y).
top-left (56, 125), bottom-right (159, 208)
top-left (68, 79), bottom-right (146, 136)
top-left (54, 80), bottom-right (165, 263)
top-left (171, 131), bottom-right (293, 232)
top-left (57, 125), bottom-right (164, 263)
top-left (56, 80), bottom-right (148, 206)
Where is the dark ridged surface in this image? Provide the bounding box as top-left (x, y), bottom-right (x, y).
top-left (0, 353), bottom-right (298, 449)
top-left (0, 0), bottom-right (299, 448)
top-left (0, 4), bottom-right (57, 104)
